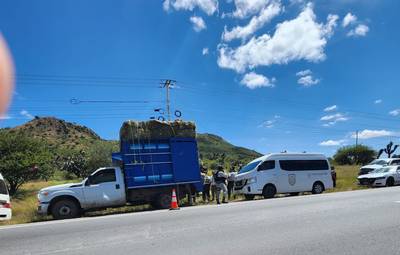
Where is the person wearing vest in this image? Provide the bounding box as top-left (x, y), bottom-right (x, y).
top-left (214, 166), bottom-right (228, 204)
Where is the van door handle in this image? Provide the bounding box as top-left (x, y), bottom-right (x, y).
top-left (116, 184), bottom-right (120, 190)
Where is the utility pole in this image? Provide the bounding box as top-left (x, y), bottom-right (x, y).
top-left (161, 79), bottom-right (175, 122)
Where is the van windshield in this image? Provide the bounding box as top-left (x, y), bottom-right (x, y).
top-left (0, 180), bottom-right (8, 195)
top-left (239, 160), bottom-right (262, 174)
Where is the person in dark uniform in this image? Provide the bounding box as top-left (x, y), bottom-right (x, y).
top-left (214, 166), bottom-right (228, 204)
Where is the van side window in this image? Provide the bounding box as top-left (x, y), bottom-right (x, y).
top-left (279, 160), bottom-right (329, 171)
top-left (91, 169), bottom-right (116, 184)
top-left (258, 160), bottom-right (275, 171)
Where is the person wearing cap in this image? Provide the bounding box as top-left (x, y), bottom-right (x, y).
top-left (214, 165), bottom-right (228, 204)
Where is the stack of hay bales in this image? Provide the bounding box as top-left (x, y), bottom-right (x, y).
top-left (120, 120), bottom-right (196, 142)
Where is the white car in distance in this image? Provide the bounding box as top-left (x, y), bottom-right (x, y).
top-left (359, 158), bottom-right (400, 176)
top-left (358, 166), bottom-right (400, 187)
top-left (0, 173), bottom-right (11, 221)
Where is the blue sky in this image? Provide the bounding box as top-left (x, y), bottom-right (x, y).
top-left (0, 0), bottom-right (400, 157)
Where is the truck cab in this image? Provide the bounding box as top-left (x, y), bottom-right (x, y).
top-left (38, 167), bottom-right (126, 219)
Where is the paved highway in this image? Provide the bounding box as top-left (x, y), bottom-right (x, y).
top-left (2, 187), bottom-right (400, 255)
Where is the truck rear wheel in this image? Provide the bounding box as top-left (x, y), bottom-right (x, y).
top-left (156, 193), bottom-right (172, 209)
top-left (51, 199), bottom-right (80, 220)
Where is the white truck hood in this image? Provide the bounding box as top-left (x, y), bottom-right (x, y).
top-left (41, 182), bottom-right (83, 192)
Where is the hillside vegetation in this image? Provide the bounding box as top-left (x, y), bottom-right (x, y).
top-left (1, 117), bottom-right (261, 173)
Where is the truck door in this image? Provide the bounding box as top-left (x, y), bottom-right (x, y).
top-left (84, 168), bottom-right (125, 208)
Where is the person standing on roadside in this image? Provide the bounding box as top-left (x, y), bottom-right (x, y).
top-left (214, 166), bottom-right (228, 204)
top-left (210, 170), bottom-right (217, 201)
top-left (227, 171), bottom-right (236, 200)
top-left (201, 166), bottom-right (211, 202)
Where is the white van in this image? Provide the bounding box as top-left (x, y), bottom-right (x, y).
top-left (0, 173), bottom-right (11, 220)
top-left (234, 153), bottom-right (333, 200)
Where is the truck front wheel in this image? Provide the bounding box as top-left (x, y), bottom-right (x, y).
top-left (51, 199), bottom-right (80, 220)
top-left (156, 193), bottom-right (172, 209)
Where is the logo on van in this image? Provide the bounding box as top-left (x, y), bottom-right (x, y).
top-left (288, 174), bottom-right (296, 186)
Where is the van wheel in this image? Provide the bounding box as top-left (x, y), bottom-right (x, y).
top-left (262, 184), bottom-right (276, 199)
top-left (51, 199), bottom-right (80, 220)
top-left (244, 194), bottom-right (255, 200)
top-left (157, 193), bottom-right (172, 209)
top-left (386, 177), bottom-right (394, 187)
top-left (312, 182), bottom-right (324, 194)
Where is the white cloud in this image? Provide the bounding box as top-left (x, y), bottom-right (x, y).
top-left (190, 16), bottom-right (207, 32)
top-left (231, 0), bottom-right (274, 19)
top-left (321, 113), bottom-right (349, 126)
top-left (297, 75), bottom-right (320, 87)
top-left (20, 110), bottom-right (34, 119)
top-left (240, 72), bottom-right (276, 89)
top-left (163, 0), bottom-right (218, 15)
top-left (324, 105), bottom-right (337, 112)
top-left (217, 4), bottom-right (339, 73)
top-left (296, 69), bottom-right (312, 76)
top-left (0, 114), bottom-right (12, 120)
top-left (389, 109), bottom-right (400, 116)
top-left (352, 129), bottom-right (397, 140)
top-left (259, 115), bottom-right (280, 128)
top-left (202, 47), bottom-right (209, 55)
top-left (342, 13), bottom-right (357, 27)
top-left (347, 24), bottom-right (369, 37)
top-left (374, 99), bottom-right (382, 104)
top-left (321, 113), bottom-right (347, 121)
top-left (319, 139), bottom-right (346, 146)
top-left (222, 1), bottom-right (282, 42)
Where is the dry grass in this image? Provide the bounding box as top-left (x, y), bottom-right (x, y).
top-left (328, 165), bottom-right (366, 193)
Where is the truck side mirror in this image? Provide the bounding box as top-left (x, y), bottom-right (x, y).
top-left (331, 166), bottom-right (335, 171)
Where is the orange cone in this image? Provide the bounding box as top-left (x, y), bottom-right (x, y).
top-left (170, 188), bottom-right (180, 210)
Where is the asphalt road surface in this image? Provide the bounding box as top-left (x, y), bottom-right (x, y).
top-left (2, 187), bottom-right (400, 255)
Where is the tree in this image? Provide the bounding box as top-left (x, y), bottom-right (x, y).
top-left (377, 141), bottom-right (399, 158)
top-left (334, 145), bottom-right (376, 165)
top-left (0, 131), bottom-right (54, 195)
top-left (56, 141), bottom-right (117, 178)
top-left (56, 149), bottom-right (89, 178)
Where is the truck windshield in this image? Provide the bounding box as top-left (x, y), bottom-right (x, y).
top-left (239, 160), bottom-right (262, 174)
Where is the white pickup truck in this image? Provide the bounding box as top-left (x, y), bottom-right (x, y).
top-left (38, 167), bottom-right (127, 219)
top-left (38, 166), bottom-right (201, 220)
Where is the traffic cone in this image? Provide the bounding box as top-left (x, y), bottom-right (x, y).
top-left (170, 188), bottom-right (180, 210)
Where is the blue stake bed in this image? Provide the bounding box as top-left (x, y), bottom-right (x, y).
top-left (112, 137), bottom-right (203, 192)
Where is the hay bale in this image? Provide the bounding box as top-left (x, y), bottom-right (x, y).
top-left (120, 120), bottom-right (196, 141)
